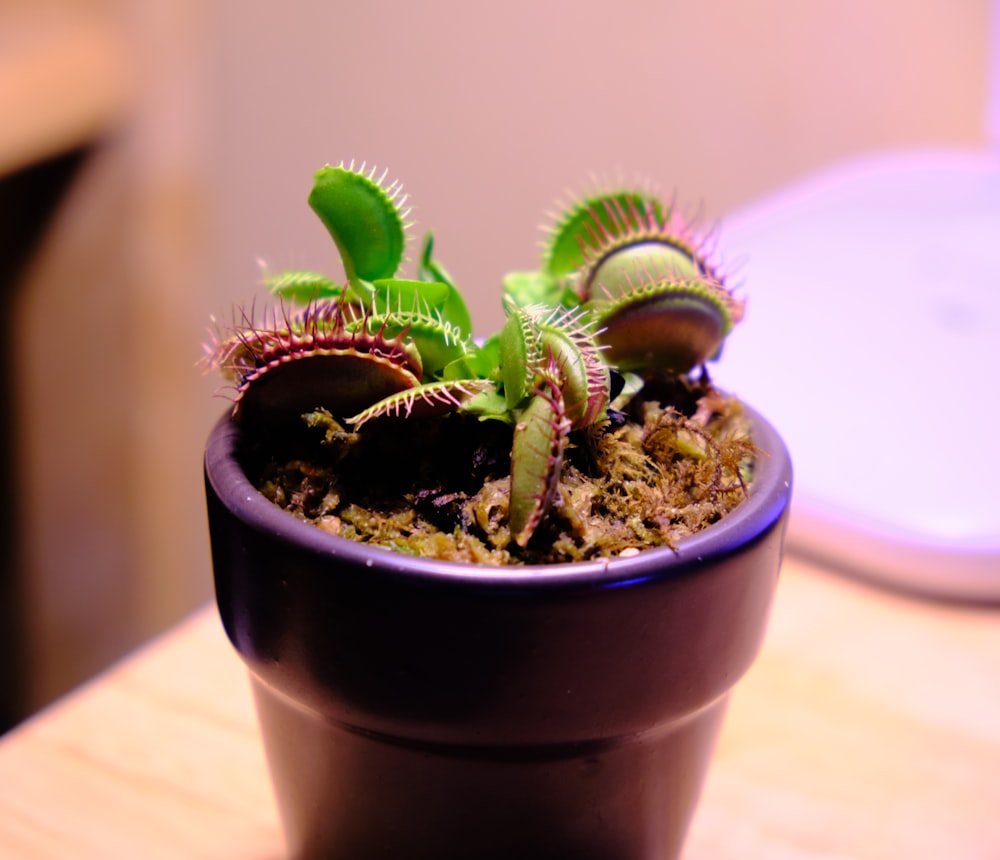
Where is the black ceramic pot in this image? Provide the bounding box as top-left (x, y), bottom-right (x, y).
top-left (204, 405), bottom-right (792, 860)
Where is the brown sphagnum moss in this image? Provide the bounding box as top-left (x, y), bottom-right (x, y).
top-left (205, 161), bottom-right (754, 565)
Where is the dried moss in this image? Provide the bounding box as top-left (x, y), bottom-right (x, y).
top-left (253, 378), bottom-right (756, 566)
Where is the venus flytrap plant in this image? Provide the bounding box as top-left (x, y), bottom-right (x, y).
top-left (495, 299), bottom-right (610, 545)
top-left (506, 184), bottom-right (745, 379)
top-left (208, 162), bottom-right (483, 429)
top-left (206, 161), bottom-right (754, 563)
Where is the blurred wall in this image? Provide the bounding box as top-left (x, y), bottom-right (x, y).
top-left (202, 0), bottom-right (992, 335)
top-left (9, 0), bottom-right (991, 714)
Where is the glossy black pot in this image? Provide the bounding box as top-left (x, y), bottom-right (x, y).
top-left (204, 406), bottom-right (792, 860)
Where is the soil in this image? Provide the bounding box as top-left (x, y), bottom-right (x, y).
top-left (246, 376), bottom-right (757, 565)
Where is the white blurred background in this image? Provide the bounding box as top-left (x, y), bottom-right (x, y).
top-left (0, 0), bottom-right (991, 725)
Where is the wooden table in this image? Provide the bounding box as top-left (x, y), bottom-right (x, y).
top-left (0, 556), bottom-right (998, 859)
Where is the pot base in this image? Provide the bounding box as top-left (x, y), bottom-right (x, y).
top-left (253, 677), bottom-right (729, 860)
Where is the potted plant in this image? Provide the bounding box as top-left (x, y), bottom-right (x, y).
top-left (203, 161), bottom-right (792, 860)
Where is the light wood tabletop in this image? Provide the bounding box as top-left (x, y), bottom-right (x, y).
top-left (0, 555), bottom-right (998, 859)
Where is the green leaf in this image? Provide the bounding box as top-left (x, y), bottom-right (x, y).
top-left (538, 323), bottom-right (609, 429)
top-left (499, 308), bottom-right (541, 410)
top-left (264, 270), bottom-right (342, 304)
top-left (372, 275), bottom-right (472, 339)
top-left (370, 278), bottom-right (451, 312)
top-left (502, 271), bottom-right (561, 307)
top-left (418, 232), bottom-right (454, 288)
top-left (509, 388), bottom-right (569, 546)
top-left (442, 336), bottom-right (500, 382)
top-left (544, 191), bottom-right (664, 277)
top-left (459, 387), bottom-right (511, 423)
top-left (349, 379), bottom-right (492, 427)
top-left (418, 233), bottom-right (473, 337)
top-left (308, 163), bottom-right (406, 284)
top-left (439, 286), bottom-right (472, 338)
top-left (593, 277), bottom-right (733, 374)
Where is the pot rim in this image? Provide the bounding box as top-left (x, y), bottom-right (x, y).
top-left (204, 401), bottom-right (792, 590)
